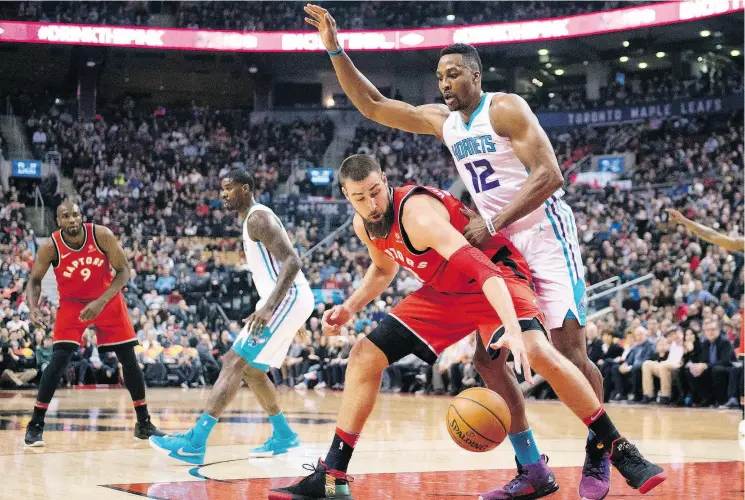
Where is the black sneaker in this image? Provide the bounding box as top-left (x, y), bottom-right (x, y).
top-left (609, 437), bottom-right (666, 494)
top-left (134, 417), bottom-right (165, 440)
top-left (24, 420), bottom-right (45, 447)
top-left (269, 459), bottom-right (353, 499)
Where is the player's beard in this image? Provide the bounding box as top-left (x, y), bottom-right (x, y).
top-left (63, 224), bottom-right (82, 237)
top-left (363, 203), bottom-right (395, 239)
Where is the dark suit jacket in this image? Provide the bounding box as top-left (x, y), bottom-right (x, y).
top-left (587, 339), bottom-right (604, 363)
top-left (695, 334), bottom-right (734, 368)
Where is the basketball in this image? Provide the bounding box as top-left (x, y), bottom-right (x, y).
top-left (446, 387), bottom-right (511, 453)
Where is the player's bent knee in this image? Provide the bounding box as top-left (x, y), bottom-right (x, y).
top-left (349, 338), bottom-right (389, 375)
top-left (524, 330), bottom-right (563, 374)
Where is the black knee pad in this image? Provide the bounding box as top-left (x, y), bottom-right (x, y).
top-left (367, 315), bottom-right (438, 365)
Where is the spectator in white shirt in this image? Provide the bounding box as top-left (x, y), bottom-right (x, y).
top-left (641, 328), bottom-right (685, 404)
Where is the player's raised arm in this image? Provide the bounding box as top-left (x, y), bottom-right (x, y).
top-left (400, 195), bottom-right (533, 382)
top-left (304, 4), bottom-right (448, 138)
top-left (244, 211), bottom-right (303, 336)
top-left (26, 239), bottom-right (57, 325)
top-left (482, 94), bottom-right (564, 235)
top-left (666, 208), bottom-right (745, 252)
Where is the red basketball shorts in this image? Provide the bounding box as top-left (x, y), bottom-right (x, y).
top-left (54, 293), bottom-right (136, 350)
top-left (388, 275), bottom-right (545, 361)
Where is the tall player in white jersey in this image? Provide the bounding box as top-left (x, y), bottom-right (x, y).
top-left (150, 168), bottom-right (314, 465)
top-left (306, 6), bottom-right (613, 500)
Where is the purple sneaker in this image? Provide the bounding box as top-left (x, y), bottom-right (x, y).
top-left (579, 444), bottom-right (611, 500)
top-left (479, 455), bottom-right (559, 500)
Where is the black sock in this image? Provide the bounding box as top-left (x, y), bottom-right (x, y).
top-left (325, 427), bottom-right (359, 473)
top-left (32, 402), bottom-right (49, 424)
top-left (584, 408), bottom-right (621, 450)
top-left (32, 347), bottom-right (73, 423)
top-left (114, 345), bottom-right (149, 422)
top-left (134, 400), bottom-right (149, 422)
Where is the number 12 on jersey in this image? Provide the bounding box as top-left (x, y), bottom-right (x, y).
top-left (464, 159), bottom-right (500, 194)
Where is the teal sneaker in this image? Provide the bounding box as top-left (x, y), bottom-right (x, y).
top-left (249, 432), bottom-right (300, 458)
top-left (149, 431), bottom-right (206, 465)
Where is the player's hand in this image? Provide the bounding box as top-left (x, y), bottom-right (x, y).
top-left (461, 208), bottom-right (492, 247)
top-left (665, 208), bottom-right (686, 225)
top-left (322, 304), bottom-right (353, 336)
top-left (304, 4), bottom-right (341, 52)
top-left (79, 299), bottom-right (106, 322)
top-left (245, 305), bottom-right (274, 340)
top-left (491, 330), bottom-right (534, 386)
top-left (29, 308), bottom-right (46, 327)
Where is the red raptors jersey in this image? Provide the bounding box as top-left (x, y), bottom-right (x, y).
top-left (368, 185), bottom-right (533, 294)
top-left (52, 223), bottom-right (114, 301)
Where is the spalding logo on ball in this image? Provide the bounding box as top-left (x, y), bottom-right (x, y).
top-left (446, 387), bottom-right (511, 453)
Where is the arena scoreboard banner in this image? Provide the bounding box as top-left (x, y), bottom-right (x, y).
top-left (308, 168), bottom-right (335, 186)
top-left (538, 93), bottom-right (745, 129)
top-left (0, 1), bottom-right (741, 52)
top-left (11, 159), bottom-right (42, 178)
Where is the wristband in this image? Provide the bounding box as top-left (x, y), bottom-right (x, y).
top-left (484, 217), bottom-right (498, 236)
top-left (328, 47), bottom-right (344, 57)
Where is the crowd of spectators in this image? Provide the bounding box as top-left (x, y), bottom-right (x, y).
top-left (16, 93), bottom-right (334, 237)
top-left (0, 85), bottom-right (742, 410)
top-left (7, 1), bottom-right (649, 31)
top-left (345, 126), bottom-right (456, 191)
top-left (526, 67), bottom-right (744, 112)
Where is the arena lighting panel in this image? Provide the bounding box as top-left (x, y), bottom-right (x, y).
top-left (0, 1), bottom-right (741, 52)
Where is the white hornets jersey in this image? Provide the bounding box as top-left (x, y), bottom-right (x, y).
top-left (442, 92), bottom-right (565, 234)
top-left (242, 204), bottom-right (309, 306)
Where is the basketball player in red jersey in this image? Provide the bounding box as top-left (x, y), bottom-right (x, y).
top-left (24, 200), bottom-right (164, 447)
top-left (269, 156), bottom-right (665, 500)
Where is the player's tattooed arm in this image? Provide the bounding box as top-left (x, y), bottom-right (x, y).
top-left (343, 215), bottom-right (400, 313)
top-left (488, 93), bottom-right (564, 232)
top-left (304, 4), bottom-right (449, 139)
top-left (246, 211), bottom-right (303, 314)
top-left (26, 239), bottom-right (57, 325)
top-left (94, 225), bottom-right (132, 304)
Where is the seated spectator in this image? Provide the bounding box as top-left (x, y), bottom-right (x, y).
top-left (35, 335), bottom-right (54, 373)
top-left (197, 333), bottom-right (220, 385)
top-left (585, 322), bottom-right (603, 363)
top-left (0, 338), bottom-right (37, 388)
top-left (641, 328), bottom-right (685, 404)
top-left (685, 317), bottom-right (734, 407)
top-left (609, 326), bottom-right (656, 401)
top-left (595, 327), bottom-right (625, 402)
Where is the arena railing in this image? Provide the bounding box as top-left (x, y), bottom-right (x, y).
top-left (586, 272), bottom-right (655, 312)
top-left (587, 273), bottom-right (654, 311)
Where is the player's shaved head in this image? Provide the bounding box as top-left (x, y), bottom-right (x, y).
top-left (56, 199), bottom-right (83, 238)
top-left (57, 199), bottom-right (79, 217)
top-left (440, 43), bottom-right (482, 74)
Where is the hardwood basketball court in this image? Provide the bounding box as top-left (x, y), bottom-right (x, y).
top-left (0, 387), bottom-right (742, 499)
